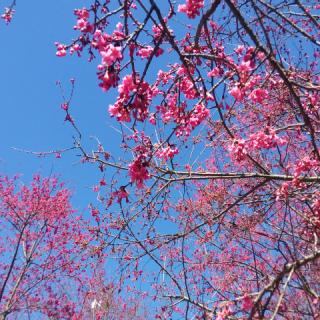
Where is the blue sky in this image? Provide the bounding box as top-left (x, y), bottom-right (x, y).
top-left (0, 0), bottom-right (125, 208)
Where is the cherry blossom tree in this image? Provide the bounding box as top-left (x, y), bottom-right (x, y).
top-left (0, 173), bottom-right (88, 319)
top-left (4, 0), bottom-right (320, 319)
top-left (0, 173), bottom-right (149, 320)
top-left (73, 262), bottom-right (150, 320)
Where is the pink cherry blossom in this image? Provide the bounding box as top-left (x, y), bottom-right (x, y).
top-left (1, 7), bottom-right (14, 24)
top-left (229, 86), bottom-right (244, 101)
top-left (249, 127), bottom-right (287, 150)
top-left (249, 88), bottom-right (268, 103)
top-left (136, 46), bottom-right (154, 60)
top-left (56, 44), bottom-right (67, 57)
top-left (178, 0), bottom-right (204, 19)
top-left (229, 140), bottom-right (247, 161)
top-left (116, 22), bottom-right (123, 30)
top-left (241, 295), bottom-right (253, 311)
top-left (93, 185), bottom-right (100, 192)
top-left (156, 146), bottom-right (179, 161)
top-left (101, 44), bottom-right (123, 66)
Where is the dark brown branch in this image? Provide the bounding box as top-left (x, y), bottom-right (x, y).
top-left (194, 0), bottom-right (221, 48)
top-left (249, 250), bottom-right (320, 319)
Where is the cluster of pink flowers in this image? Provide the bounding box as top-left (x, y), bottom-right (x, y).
top-left (249, 88), bottom-right (268, 103)
top-left (309, 92), bottom-right (320, 106)
top-left (136, 46), bottom-right (153, 59)
top-left (241, 295), bottom-right (253, 311)
top-left (238, 56), bottom-right (255, 73)
top-left (178, 0), bottom-right (204, 19)
top-left (277, 176), bottom-right (309, 201)
top-left (128, 147), bottom-right (151, 189)
top-left (75, 18), bottom-right (94, 33)
top-left (109, 74), bottom-right (152, 123)
top-left (177, 64), bottom-right (195, 77)
top-left (208, 67), bottom-right (224, 78)
top-left (152, 24), bottom-right (163, 41)
top-left (108, 75), bottom-right (136, 122)
top-left (216, 304), bottom-right (233, 320)
top-left (180, 78), bottom-right (199, 100)
top-left (188, 104), bottom-right (210, 127)
top-left (86, 29), bottom-right (125, 92)
top-left (293, 156), bottom-right (318, 177)
top-left (229, 48), bottom-right (262, 101)
top-left (276, 182), bottom-right (289, 201)
top-left (176, 125), bottom-right (192, 138)
top-left (156, 146), bottom-right (179, 161)
top-left (93, 185), bottom-right (100, 192)
top-left (234, 45), bottom-right (245, 56)
top-left (131, 82), bottom-right (153, 122)
top-left (118, 74), bottom-right (137, 95)
top-left (152, 17), bottom-right (172, 41)
top-left (136, 46), bottom-right (164, 60)
top-left (149, 114), bottom-right (157, 125)
top-left (1, 7), bottom-right (14, 24)
top-left (229, 140), bottom-right (247, 161)
top-left (69, 44), bottom-right (81, 56)
top-left (156, 94), bottom-right (179, 123)
top-left (154, 100), bottom-right (210, 138)
top-left (129, 44), bottom-right (136, 57)
top-left (157, 69), bottom-right (174, 86)
top-left (205, 92), bottom-right (215, 102)
top-left (111, 186), bottom-right (129, 204)
top-left (74, 7), bottom-right (90, 19)
top-left (97, 65), bottom-right (120, 93)
top-left (100, 44), bottom-right (123, 66)
top-left (61, 103), bottom-right (68, 111)
top-left (154, 47), bottom-right (164, 57)
top-left (229, 47), bottom-right (257, 98)
top-left (239, 46), bottom-right (255, 64)
top-left (229, 85), bottom-right (245, 101)
top-left (108, 104), bottom-right (131, 122)
top-left (249, 128), bottom-right (286, 150)
top-left (312, 198), bottom-right (320, 217)
top-left (55, 43), bottom-right (67, 57)
top-left (90, 208), bottom-right (99, 217)
top-left (73, 8), bottom-right (93, 34)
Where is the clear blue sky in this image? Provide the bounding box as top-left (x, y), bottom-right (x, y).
top-left (0, 0), bottom-right (125, 208)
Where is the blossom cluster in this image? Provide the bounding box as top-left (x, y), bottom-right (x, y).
top-left (178, 0), bottom-right (204, 19)
top-left (111, 186), bottom-right (129, 204)
top-left (1, 7), bottom-right (14, 24)
top-left (156, 146), bottom-right (179, 161)
top-left (229, 140), bottom-right (247, 161)
top-left (229, 46), bottom-right (270, 103)
top-left (249, 128), bottom-right (286, 150)
top-left (128, 145), bottom-right (151, 189)
top-left (108, 75), bottom-right (153, 123)
top-left (293, 156), bottom-right (318, 177)
top-left (188, 104), bottom-right (210, 127)
top-left (136, 46), bottom-right (164, 60)
top-left (216, 303), bottom-right (233, 320)
top-left (74, 7), bottom-right (93, 33)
